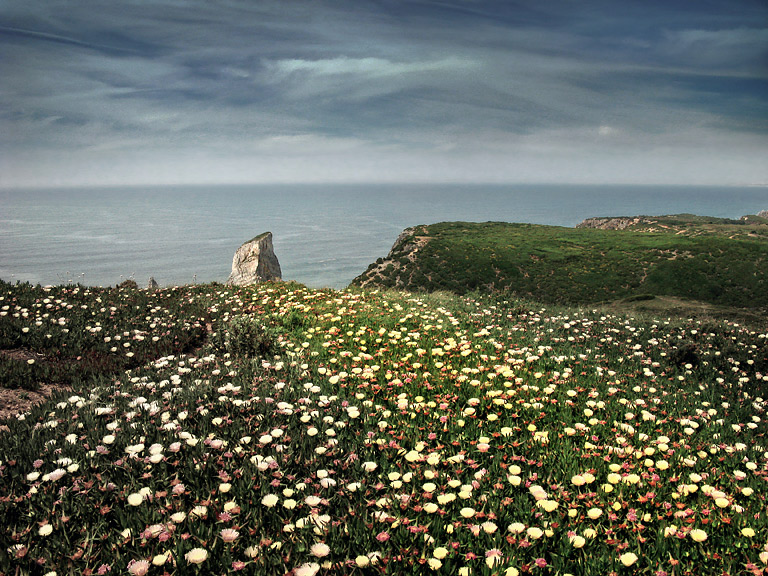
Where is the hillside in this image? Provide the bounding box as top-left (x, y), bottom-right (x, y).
top-left (351, 214), bottom-right (768, 312)
top-left (0, 279), bottom-right (766, 575)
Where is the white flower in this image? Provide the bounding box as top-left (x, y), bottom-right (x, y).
top-left (185, 547), bottom-right (208, 564)
top-left (127, 493), bottom-right (144, 506)
top-left (310, 542), bottom-right (330, 557)
top-left (295, 563), bottom-right (320, 576)
top-left (261, 494), bottom-right (279, 508)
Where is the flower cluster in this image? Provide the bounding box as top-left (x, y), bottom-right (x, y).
top-left (0, 280), bottom-right (766, 575)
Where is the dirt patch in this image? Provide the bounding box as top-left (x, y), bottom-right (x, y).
top-left (0, 349), bottom-right (72, 429)
top-left (0, 383), bottom-right (72, 427)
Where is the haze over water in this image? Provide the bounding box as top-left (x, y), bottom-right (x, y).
top-left (1, 184), bottom-right (766, 289)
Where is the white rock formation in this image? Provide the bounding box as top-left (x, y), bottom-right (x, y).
top-left (227, 232), bottom-right (282, 285)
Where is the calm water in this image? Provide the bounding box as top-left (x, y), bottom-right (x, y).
top-left (1, 184), bottom-right (766, 289)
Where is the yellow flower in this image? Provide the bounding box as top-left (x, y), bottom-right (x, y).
top-left (152, 553), bottom-right (170, 566)
top-left (507, 522), bottom-right (525, 534)
top-left (433, 547), bottom-right (449, 559)
top-left (355, 555), bottom-right (370, 568)
top-left (587, 508), bottom-right (602, 520)
top-left (689, 529), bottom-right (707, 542)
top-left (570, 535), bottom-right (586, 548)
top-left (427, 558), bottom-right (442, 570)
top-left (537, 500), bottom-right (558, 512)
top-left (742, 527), bottom-right (755, 537)
top-left (460, 507), bottom-right (475, 518)
top-left (619, 552), bottom-right (638, 567)
top-left (38, 524), bottom-right (53, 536)
top-left (526, 527), bottom-right (543, 540)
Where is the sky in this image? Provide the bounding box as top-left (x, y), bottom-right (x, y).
top-left (1, 0), bottom-right (767, 188)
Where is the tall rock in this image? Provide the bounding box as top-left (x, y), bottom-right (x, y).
top-left (227, 232), bottom-right (282, 286)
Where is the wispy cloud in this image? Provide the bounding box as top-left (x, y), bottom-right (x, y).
top-left (1, 0), bottom-right (766, 187)
top-left (267, 56), bottom-right (474, 78)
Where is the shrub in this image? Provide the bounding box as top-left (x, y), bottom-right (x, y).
top-left (213, 316), bottom-right (276, 358)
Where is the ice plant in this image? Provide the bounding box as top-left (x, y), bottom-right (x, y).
top-left (185, 547), bottom-right (208, 564)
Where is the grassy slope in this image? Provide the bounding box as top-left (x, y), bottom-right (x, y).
top-left (351, 215), bottom-right (768, 312)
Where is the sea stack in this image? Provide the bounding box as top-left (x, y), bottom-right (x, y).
top-left (227, 232), bottom-right (282, 286)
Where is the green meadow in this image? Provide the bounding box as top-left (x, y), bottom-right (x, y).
top-left (352, 215), bottom-right (768, 313)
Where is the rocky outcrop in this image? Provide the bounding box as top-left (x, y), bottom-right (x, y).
top-left (758, 210), bottom-right (768, 219)
top-left (227, 232), bottom-right (282, 286)
top-left (576, 217), bottom-right (648, 230)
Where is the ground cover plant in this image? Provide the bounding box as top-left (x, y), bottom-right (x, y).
top-left (0, 280), bottom-right (212, 391)
top-left (0, 280), bottom-right (767, 575)
top-left (351, 218), bottom-right (768, 311)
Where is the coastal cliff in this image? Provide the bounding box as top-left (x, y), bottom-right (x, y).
top-left (576, 216), bottom-right (647, 230)
top-left (351, 216), bottom-right (768, 310)
top-left (227, 232), bottom-right (282, 286)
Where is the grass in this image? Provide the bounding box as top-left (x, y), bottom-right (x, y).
top-left (351, 216), bottom-right (768, 313)
top-left (0, 279), bottom-right (767, 575)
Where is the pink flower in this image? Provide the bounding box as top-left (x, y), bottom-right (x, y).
top-left (376, 531), bottom-right (390, 542)
top-left (127, 559), bottom-right (150, 576)
top-left (172, 483), bottom-right (185, 495)
top-left (485, 549), bottom-right (503, 569)
top-left (221, 528), bottom-right (240, 543)
top-left (535, 558), bottom-right (548, 568)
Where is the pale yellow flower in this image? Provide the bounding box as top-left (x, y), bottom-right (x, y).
top-left (587, 508), bottom-right (602, 520)
top-left (355, 555), bottom-right (370, 568)
top-left (619, 552), bottom-right (638, 567)
top-left (185, 547), bottom-right (208, 564)
top-left (127, 493), bottom-right (144, 506)
top-left (690, 529), bottom-right (707, 542)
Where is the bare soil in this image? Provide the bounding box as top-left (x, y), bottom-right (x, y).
top-left (0, 349), bottom-right (72, 429)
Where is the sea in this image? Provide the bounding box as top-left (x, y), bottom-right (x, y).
top-left (1, 184), bottom-right (766, 290)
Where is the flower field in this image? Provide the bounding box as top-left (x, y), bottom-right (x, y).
top-left (1, 280), bottom-right (766, 575)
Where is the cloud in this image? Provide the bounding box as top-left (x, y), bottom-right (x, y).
top-left (1, 0), bottom-right (767, 187)
top-left (267, 55), bottom-right (473, 78)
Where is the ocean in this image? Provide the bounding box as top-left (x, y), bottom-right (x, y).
top-left (1, 184), bottom-right (766, 289)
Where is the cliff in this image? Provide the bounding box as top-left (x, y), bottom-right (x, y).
top-left (227, 232), bottom-right (282, 286)
top-left (576, 216), bottom-right (648, 230)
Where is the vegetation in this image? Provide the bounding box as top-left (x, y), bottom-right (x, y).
top-left (0, 280), bottom-right (210, 392)
top-left (351, 215), bottom-right (768, 313)
top-left (1, 279), bottom-right (767, 575)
